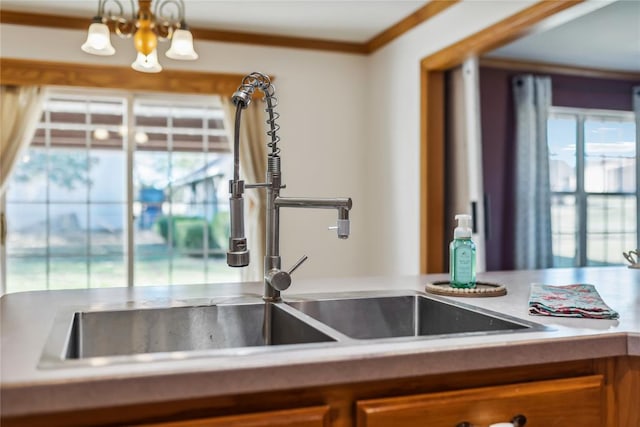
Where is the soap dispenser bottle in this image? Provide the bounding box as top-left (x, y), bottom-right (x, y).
top-left (450, 214), bottom-right (476, 288)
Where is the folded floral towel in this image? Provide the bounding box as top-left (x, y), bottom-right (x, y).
top-left (529, 283), bottom-right (619, 319)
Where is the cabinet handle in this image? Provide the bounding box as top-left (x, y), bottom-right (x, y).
top-left (511, 415), bottom-right (527, 427)
top-left (456, 414), bottom-right (527, 427)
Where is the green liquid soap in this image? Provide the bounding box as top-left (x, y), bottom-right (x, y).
top-left (450, 214), bottom-right (476, 288)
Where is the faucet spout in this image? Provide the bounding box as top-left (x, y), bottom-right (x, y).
top-left (274, 197), bottom-right (352, 210)
top-left (337, 207), bottom-right (350, 239)
top-left (275, 197), bottom-right (352, 239)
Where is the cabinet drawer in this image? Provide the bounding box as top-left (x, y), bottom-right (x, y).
top-left (357, 375), bottom-right (603, 427)
top-left (141, 405), bottom-right (330, 427)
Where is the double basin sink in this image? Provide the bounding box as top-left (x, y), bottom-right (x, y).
top-left (41, 291), bottom-right (545, 367)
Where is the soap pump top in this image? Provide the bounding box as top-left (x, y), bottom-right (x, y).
top-left (454, 214), bottom-right (472, 239)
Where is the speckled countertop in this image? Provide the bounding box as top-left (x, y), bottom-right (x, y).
top-left (1, 267), bottom-right (639, 417)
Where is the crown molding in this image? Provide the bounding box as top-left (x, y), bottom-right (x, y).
top-left (190, 26), bottom-right (367, 54)
top-left (366, 0), bottom-right (460, 53)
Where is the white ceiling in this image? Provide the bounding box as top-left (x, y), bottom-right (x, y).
top-left (2, 0), bottom-right (638, 70)
top-left (0, 0), bottom-right (428, 43)
top-left (487, 0), bottom-right (640, 72)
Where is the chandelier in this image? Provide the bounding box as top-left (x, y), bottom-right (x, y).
top-left (81, 0), bottom-right (198, 73)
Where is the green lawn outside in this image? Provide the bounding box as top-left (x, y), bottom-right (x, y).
top-left (6, 253), bottom-right (240, 293)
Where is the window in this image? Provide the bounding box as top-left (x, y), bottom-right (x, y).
top-left (3, 89), bottom-right (239, 293)
top-left (547, 107), bottom-right (638, 267)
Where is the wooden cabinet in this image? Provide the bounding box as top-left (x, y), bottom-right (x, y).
top-left (356, 375), bottom-right (604, 427)
top-left (141, 405), bottom-right (330, 427)
top-left (3, 357), bottom-right (637, 427)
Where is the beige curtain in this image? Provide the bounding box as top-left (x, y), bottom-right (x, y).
top-left (222, 98), bottom-right (267, 282)
top-left (0, 85), bottom-right (46, 196)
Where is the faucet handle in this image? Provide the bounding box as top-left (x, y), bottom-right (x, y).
top-left (266, 255), bottom-right (308, 292)
top-left (328, 219), bottom-right (350, 239)
top-left (288, 255), bottom-right (308, 275)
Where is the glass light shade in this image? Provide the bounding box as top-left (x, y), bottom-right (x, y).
top-left (131, 50), bottom-right (163, 73)
top-left (165, 29), bottom-right (198, 60)
top-left (81, 23), bottom-right (115, 56)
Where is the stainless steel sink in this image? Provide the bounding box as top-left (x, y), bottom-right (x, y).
top-left (286, 293), bottom-right (543, 339)
top-left (40, 291), bottom-right (545, 368)
top-left (41, 300), bottom-right (339, 366)
top-left (65, 303), bottom-right (336, 359)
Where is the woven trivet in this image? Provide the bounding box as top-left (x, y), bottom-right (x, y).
top-left (425, 280), bottom-right (507, 297)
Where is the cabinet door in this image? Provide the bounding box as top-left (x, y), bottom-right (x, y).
top-left (142, 405), bottom-right (330, 427)
top-left (357, 375), bottom-right (603, 427)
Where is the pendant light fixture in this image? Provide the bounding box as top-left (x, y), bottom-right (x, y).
top-left (81, 0), bottom-right (198, 73)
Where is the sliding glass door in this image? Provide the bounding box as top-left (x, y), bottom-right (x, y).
top-left (2, 89), bottom-right (239, 293)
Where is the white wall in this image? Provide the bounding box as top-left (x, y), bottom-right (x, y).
top-left (1, 0), bottom-right (537, 280)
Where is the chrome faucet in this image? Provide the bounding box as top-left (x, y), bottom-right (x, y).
top-left (226, 72), bottom-right (353, 302)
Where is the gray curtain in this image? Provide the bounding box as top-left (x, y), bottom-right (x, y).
top-left (512, 75), bottom-right (553, 269)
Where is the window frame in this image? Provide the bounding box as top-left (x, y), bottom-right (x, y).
top-left (548, 106), bottom-right (639, 267)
